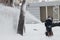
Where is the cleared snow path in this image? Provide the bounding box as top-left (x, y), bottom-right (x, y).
top-left (20, 23), bottom-right (60, 40)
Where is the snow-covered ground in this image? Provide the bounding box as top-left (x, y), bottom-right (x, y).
top-left (0, 3), bottom-right (60, 40)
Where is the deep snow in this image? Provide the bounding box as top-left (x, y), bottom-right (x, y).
top-left (0, 3), bottom-right (60, 40)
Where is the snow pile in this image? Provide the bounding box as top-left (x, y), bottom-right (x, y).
top-left (1, 3), bottom-right (60, 40)
top-left (0, 4), bottom-right (41, 40)
top-left (0, 3), bottom-right (41, 34)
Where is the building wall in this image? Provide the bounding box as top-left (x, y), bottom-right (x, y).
top-left (26, 0), bottom-right (39, 3)
top-left (26, 5), bottom-right (40, 20)
top-left (27, 2), bottom-right (60, 22)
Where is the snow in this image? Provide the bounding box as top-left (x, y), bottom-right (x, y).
top-left (20, 23), bottom-right (60, 40)
top-left (0, 3), bottom-right (60, 40)
top-left (0, 3), bottom-right (40, 40)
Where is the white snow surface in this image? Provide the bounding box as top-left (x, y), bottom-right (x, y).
top-left (0, 4), bottom-right (60, 40)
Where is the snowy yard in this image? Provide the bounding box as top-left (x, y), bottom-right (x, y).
top-left (0, 4), bottom-right (60, 40)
